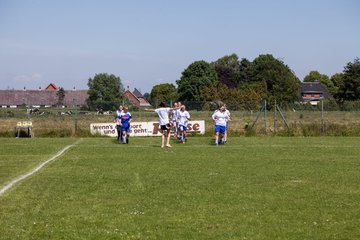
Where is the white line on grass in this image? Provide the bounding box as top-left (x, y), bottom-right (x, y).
top-left (0, 139), bottom-right (82, 196)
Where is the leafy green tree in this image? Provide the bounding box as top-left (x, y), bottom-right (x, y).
top-left (149, 83), bottom-right (178, 107)
top-left (303, 70), bottom-right (327, 82)
top-left (304, 70), bottom-right (336, 95)
top-left (87, 73), bottom-right (124, 110)
top-left (212, 54), bottom-right (241, 88)
top-left (238, 58), bottom-right (253, 83)
top-left (338, 58), bottom-right (360, 101)
top-left (199, 81), bottom-right (265, 111)
top-left (176, 61), bottom-right (218, 101)
top-left (330, 73), bottom-right (344, 100)
top-left (56, 87), bottom-right (65, 107)
top-left (238, 81), bottom-right (267, 105)
top-left (330, 73), bottom-right (345, 89)
top-left (143, 92), bottom-right (150, 102)
top-left (249, 54), bottom-right (300, 102)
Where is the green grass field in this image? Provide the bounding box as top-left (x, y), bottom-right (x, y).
top-left (1, 137), bottom-right (360, 239)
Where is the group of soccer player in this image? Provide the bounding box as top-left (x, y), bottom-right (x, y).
top-left (114, 105), bottom-right (132, 144)
top-left (145, 101), bottom-right (191, 148)
top-left (115, 101), bottom-right (230, 147)
top-left (174, 102), bottom-right (192, 143)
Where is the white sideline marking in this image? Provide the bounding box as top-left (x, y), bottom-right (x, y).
top-left (0, 139), bottom-right (82, 196)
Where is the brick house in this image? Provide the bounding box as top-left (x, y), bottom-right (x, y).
top-left (0, 84), bottom-right (88, 108)
top-left (123, 88), bottom-right (151, 107)
top-left (0, 84), bottom-right (151, 108)
top-left (300, 82), bottom-right (333, 105)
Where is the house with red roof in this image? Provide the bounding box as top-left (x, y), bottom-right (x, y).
top-left (0, 84), bottom-right (151, 108)
top-left (123, 88), bottom-right (151, 107)
top-left (45, 83), bottom-right (59, 91)
top-left (0, 84), bottom-right (88, 108)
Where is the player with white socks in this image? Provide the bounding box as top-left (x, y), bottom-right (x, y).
top-left (145, 102), bottom-right (180, 148)
top-left (212, 103), bottom-right (229, 145)
top-left (119, 106), bottom-right (132, 144)
top-left (114, 105), bottom-right (123, 142)
top-left (177, 105), bottom-right (190, 143)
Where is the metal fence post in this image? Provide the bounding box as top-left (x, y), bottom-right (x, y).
top-left (274, 99), bottom-right (277, 134)
top-left (321, 99), bottom-right (324, 133)
top-left (73, 98), bottom-right (78, 134)
top-left (264, 100), bottom-right (267, 134)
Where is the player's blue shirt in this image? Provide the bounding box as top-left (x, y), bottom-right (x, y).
top-left (120, 112), bottom-right (132, 128)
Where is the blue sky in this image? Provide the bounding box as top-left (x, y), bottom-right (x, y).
top-left (0, 0), bottom-right (359, 93)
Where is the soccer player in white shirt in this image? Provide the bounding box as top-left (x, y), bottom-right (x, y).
top-left (177, 105), bottom-right (191, 143)
top-left (170, 102), bottom-right (179, 138)
top-left (212, 103), bottom-right (229, 146)
top-left (145, 102), bottom-right (180, 148)
top-left (114, 105), bottom-right (123, 142)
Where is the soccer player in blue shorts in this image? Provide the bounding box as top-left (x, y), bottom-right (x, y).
top-left (170, 102), bottom-right (179, 138)
top-left (177, 104), bottom-right (191, 143)
top-left (212, 103), bottom-right (229, 146)
top-left (119, 106), bottom-right (132, 144)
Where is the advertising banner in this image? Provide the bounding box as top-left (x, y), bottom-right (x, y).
top-left (90, 120), bottom-right (205, 137)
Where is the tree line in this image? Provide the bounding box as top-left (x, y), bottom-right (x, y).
top-left (85, 54), bottom-right (360, 111)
